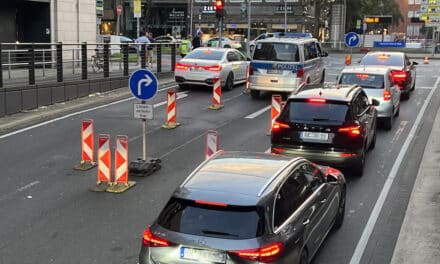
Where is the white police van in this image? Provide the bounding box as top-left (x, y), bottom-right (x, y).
top-left (248, 37), bottom-right (328, 99)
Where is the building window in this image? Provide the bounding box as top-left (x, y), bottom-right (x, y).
top-left (408, 0), bottom-right (414, 5)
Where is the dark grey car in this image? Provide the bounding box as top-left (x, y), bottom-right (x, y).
top-left (139, 151), bottom-right (346, 264)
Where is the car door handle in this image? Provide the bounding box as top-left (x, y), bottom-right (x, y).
top-left (320, 198), bottom-right (327, 204)
top-left (303, 219), bottom-right (310, 226)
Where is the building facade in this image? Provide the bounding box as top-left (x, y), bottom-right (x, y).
top-left (390, 0), bottom-right (423, 39)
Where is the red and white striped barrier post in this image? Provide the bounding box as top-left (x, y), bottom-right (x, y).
top-left (244, 65), bottom-right (250, 93)
top-left (90, 134), bottom-right (112, 192)
top-left (74, 119), bottom-right (97, 170)
top-left (268, 95), bottom-right (282, 135)
top-left (162, 89), bottom-right (180, 129)
top-left (107, 135), bottom-right (136, 193)
top-left (208, 77), bottom-right (223, 110)
top-left (205, 130), bottom-right (219, 160)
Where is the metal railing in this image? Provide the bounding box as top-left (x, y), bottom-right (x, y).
top-left (0, 42), bottom-right (178, 88)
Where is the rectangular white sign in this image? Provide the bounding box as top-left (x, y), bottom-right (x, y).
top-left (134, 103), bottom-right (153, 119)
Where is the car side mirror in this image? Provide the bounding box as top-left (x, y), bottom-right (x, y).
top-left (371, 98), bottom-right (380, 106)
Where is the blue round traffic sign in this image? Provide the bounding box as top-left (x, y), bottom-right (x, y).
top-left (345, 32), bottom-right (360, 47)
top-left (128, 69), bottom-right (158, 100)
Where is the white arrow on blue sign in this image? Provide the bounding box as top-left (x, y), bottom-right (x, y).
top-left (128, 69), bottom-right (158, 100)
top-left (345, 32), bottom-right (360, 47)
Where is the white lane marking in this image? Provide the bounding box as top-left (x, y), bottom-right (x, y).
top-left (349, 76), bottom-right (440, 264)
top-left (418, 86), bottom-right (433, 90)
top-left (390, 121), bottom-right (409, 144)
top-left (0, 84), bottom-right (179, 140)
top-left (0, 181), bottom-right (40, 202)
top-left (245, 106), bottom-right (271, 119)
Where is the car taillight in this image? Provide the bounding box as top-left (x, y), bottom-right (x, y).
top-left (229, 242), bottom-right (284, 263)
top-left (272, 121), bottom-right (290, 132)
top-left (296, 67), bottom-right (304, 79)
top-left (338, 126), bottom-right (361, 137)
top-left (248, 65), bottom-right (254, 75)
top-left (383, 89), bottom-right (391, 101)
top-left (308, 98), bottom-right (326, 104)
top-left (175, 63), bottom-right (189, 70)
top-left (391, 70), bottom-right (407, 82)
top-left (142, 227), bottom-right (173, 247)
top-left (204, 65), bottom-right (222, 71)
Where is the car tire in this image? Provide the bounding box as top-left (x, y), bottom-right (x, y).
top-left (411, 80), bottom-right (416, 91)
top-left (300, 248), bottom-right (308, 264)
top-left (224, 73), bottom-right (234, 91)
top-left (352, 147), bottom-right (365, 177)
top-left (383, 115), bottom-right (393, 131)
top-left (402, 91), bottom-right (410, 100)
top-left (333, 186), bottom-right (346, 230)
top-left (369, 122), bottom-right (377, 150)
top-left (395, 105), bottom-right (400, 117)
top-left (250, 90), bottom-right (260, 99)
top-left (320, 71), bottom-right (325, 84)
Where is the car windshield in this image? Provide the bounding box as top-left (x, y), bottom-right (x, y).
top-left (185, 49), bottom-right (224, 60)
top-left (339, 73), bottom-right (385, 89)
top-left (279, 100), bottom-right (350, 122)
top-left (157, 198), bottom-right (265, 239)
top-left (253, 43), bottom-right (300, 62)
top-left (361, 54), bottom-right (403, 67)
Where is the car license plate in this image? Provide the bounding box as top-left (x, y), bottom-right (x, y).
top-left (300, 132), bottom-right (329, 141)
top-left (189, 67), bottom-right (203, 72)
top-left (180, 247), bottom-right (226, 263)
top-left (267, 69), bottom-right (281, 74)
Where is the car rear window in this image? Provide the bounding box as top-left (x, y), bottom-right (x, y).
top-left (361, 54), bottom-right (403, 66)
top-left (185, 49), bottom-right (224, 60)
top-left (253, 43), bottom-right (299, 62)
top-left (339, 73), bottom-right (384, 89)
top-left (157, 198), bottom-right (265, 239)
top-left (279, 100), bottom-right (350, 122)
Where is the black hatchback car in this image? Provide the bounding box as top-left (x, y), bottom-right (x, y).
top-left (139, 151), bottom-right (346, 264)
top-left (271, 84), bottom-right (379, 176)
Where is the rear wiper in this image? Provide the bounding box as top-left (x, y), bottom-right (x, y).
top-left (201, 229), bottom-right (238, 237)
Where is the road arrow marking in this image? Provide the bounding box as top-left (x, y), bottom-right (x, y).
top-left (137, 74), bottom-right (153, 96)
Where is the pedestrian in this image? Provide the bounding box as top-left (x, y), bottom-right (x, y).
top-left (180, 35), bottom-right (192, 58)
top-left (135, 31), bottom-right (150, 66)
top-left (192, 30), bottom-right (203, 49)
top-left (147, 32), bottom-right (154, 68)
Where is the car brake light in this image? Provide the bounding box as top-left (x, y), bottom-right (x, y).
top-left (195, 200), bottom-right (228, 207)
top-left (272, 121), bottom-right (290, 131)
top-left (383, 89), bottom-right (391, 101)
top-left (338, 126), bottom-right (361, 137)
top-left (391, 70), bottom-right (407, 82)
top-left (296, 67), bottom-right (304, 79)
top-left (229, 242), bottom-right (284, 263)
top-left (356, 74), bottom-right (369, 80)
top-left (248, 65), bottom-right (254, 75)
top-left (308, 98), bottom-right (326, 104)
top-left (175, 63), bottom-right (189, 70)
top-left (204, 65), bottom-right (222, 71)
top-left (143, 227), bottom-right (173, 247)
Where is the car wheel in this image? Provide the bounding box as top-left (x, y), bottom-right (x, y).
top-left (300, 248), bottom-right (308, 264)
top-left (333, 186), bottom-right (346, 230)
top-left (411, 80), bottom-right (415, 91)
top-left (369, 122), bottom-right (377, 150)
top-left (383, 114), bottom-right (393, 131)
top-left (352, 147), bottom-right (365, 177)
top-left (223, 73), bottom-right (234, 91)
top-left (395, 105), bottom-right (400, 117)
top-left (401, 91), bottom-right (410, 100)
top-left (250, 90), bottom-right (260, 99)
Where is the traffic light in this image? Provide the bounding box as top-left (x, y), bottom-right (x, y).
top-left (215, 0), bottom-right (224, 19)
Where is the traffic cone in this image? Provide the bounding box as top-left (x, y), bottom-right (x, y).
top-left (424, 56), bottom-right (429, 64)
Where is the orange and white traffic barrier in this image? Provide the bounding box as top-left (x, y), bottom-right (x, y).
top-left (424, 56), bottom-right (429, 64)
top-left (74, 119), bottom-right (97, 170)
top-left (345, 54), bottom-right (352, 65)
top-left (107, 135), bottom-right (136, 193)
top-left (205, 130), bottom-right (219, 160)
top-left (90, 134), bottom-right (112, 192)
top-left (269, 95), bottom-right (282, 134)
top-left (162, 89), bottom-right (180, 129)
top-left (208, 77), bottom-right (223, 110)
top-left (245, 65), bottom-right (250, 92)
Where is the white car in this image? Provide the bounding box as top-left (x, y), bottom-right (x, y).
top-left (174, 47), bottom-right (250, 90)
top-left (205, 37), bottom-right (243, 49)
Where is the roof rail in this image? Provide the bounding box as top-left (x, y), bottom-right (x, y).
top-left (179, 150), bottom-right (225, 187)
top-left (257, 157), bottom-right (304, 196)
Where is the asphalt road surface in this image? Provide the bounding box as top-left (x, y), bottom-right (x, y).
top-left (0, 53), bottom-right (439, 264)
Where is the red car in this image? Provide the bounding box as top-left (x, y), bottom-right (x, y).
top-left (360, 51), bottom-right (418, 100)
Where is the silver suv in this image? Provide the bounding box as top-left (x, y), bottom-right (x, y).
top-left (139, 151), bottom-right (346, 264)
top-left (248, 37), bottom-right (328, 99)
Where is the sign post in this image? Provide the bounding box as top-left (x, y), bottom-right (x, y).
top-left (134, 0), bottom-right (141, 37)
top-left (128, 69), bottom-right (161, 177)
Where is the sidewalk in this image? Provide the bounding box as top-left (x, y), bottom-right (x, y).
top-left (390, 107), bottom-right (440, 263)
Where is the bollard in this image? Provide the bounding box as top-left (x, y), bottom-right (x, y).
top-left (208, 77), bottom-right (223, 110)
top-left (107, 135), bottom-right (136, 193)
top-left (90, 134), bottom-right (112, 192)
top-left (141, 44), bottom-right (146, 68)
top-left (156, 44), bottom-right (162, 73)
top-left (162, 89), bottom-right (180, 129)
top-left (74, 119), bottom-right (97, 171)
top-left (171, 44), bottom-right (176, 71)
top-left (122, 43), bottom-right (129, 76)
top-left (103, 42), bottom-right (109, 78)
top-left (205, 130), bottom-right (219, 160)
top-left (345, 54), bottom-right (352, 65)
top-left (81, 42), bottom-right (87, 80)
top-left (268, 94), bottom-right (282, 135)
top-left (56, 42), bottom-right (63, 82)
top-left (28, 44), bottom-right (35, 85)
